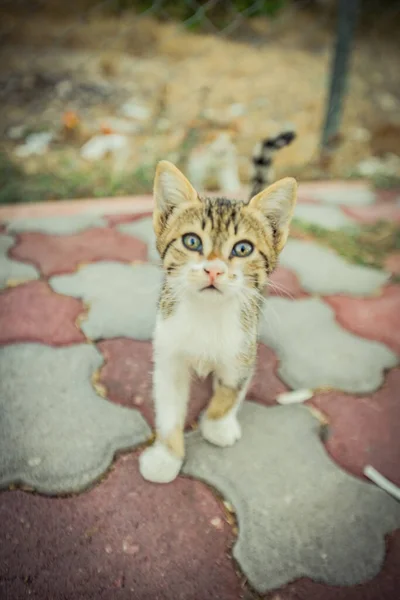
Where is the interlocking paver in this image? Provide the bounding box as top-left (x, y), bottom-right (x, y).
top-left (280, 239), bottom-right (389, 295)
top-left (50, 262), bottom-right (162, 340)
top-left (7, 213), bottom-right (107, 235)
top-left (10, 229), bottom-right (148, 277)
top-left (106, 211), bottom-right (153, 227)
top-left (258, 297), bottom-right (397, 393)
top-left (0, 453), bottom-right (242, 600)
top-left (0, 281), bottom-right (85, 345)
top-left (342, 201), bottom-right (400, 224)
top-left (97, 338), bottom-right (210, 428)
top-left (0, 234), bottom-right (39, 289)
top-left (263, 531), bottom-right (400, 600)
top-left (310, 369), bottom-right (400, 487)
top-left (248, 343), bottom-right (288, 404)
top-left (303, 183), bottom-right (376, 206)
top-left (294, 204), bottom-right (358, 231)
top-left (268, 266), bottom-right (307, 299)
top-left (183, 402), bottom-right (400, 594)
top-left (325, 286), bottom-right (400, 355)
top-left (0, 344), bottom-right (150, 494)
top-left (118, 217), bottom-right (160, 263)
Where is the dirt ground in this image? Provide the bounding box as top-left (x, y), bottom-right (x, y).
top-left (1, 1), bottom-right (400, 202)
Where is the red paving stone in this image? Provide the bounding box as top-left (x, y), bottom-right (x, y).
top-left (342, 202), bottom-right (400, 225)
top-left (248, 344), bottom-right (288, 405)
top-left (98, 340), bottom-right (286, 427)
top-left (0, 452), bottom-right (241, 600)
top-left (269, 266), bottom-right (307, 299)
top-left (325, 285), bottom-right (400, 355)
top-left (385, 252), bottom-right (400, 276)
top-left (308, 369), bottom-right (400, 487)
top-left (10, 228), bottom-right (148, 277)
top-left (97, 339), bottom-right (211, 429)
top-left (0, 280), bottom-right (86, 345)
top-left (264, 531), bottom-right (400, 600)
top-left (105, 211), bottom-right (153, 227)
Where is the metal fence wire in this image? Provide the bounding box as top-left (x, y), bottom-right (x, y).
top-left (0, 0), bottom-right (400, 203)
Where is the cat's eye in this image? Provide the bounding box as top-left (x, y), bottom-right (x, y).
top-left (182, 233), bottom-right (202, 252)
top-left (231, 240), bottom-right (254, 258)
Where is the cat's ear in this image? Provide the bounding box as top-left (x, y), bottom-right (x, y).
top-left (154, 161), bottom-right (198, 214)
top-left (248, 177), bottom-right (297, 252)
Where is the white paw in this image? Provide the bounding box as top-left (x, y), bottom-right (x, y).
top-left (200, 413), bottom-right (242, 447)
top-left (139, 442), bottom-right (183, 483)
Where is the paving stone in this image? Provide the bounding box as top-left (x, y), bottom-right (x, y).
top-left (118, 217), bottom-right (160, 264)
top-left (268, 266), bottom-right (307, 299)
top-left (7, 213), bottom-right (107, 235)
top-left (106, 210), bottom-right (153, 227)
top-left (309, 369), bottom-right (400, 487)
top-left (0, 453), bottom-right (241, 600)
top-left (280, 239), bottom-right (389, 296)
top-left (342, 202), bottom-right (400, 225)
top-left (0, 234), bottom-right (39, 289)
top-left (263, 531), bottom-right (400, 600)
top-left (183, 402), bottom-right (400, 593)
top-left (10, 229), bottom-right (148, 277)
top-left (384, 252), bottom-right (400, 276)
top-left (50, 262), bottom-right (162, 340)
top-left (0, 344), bottom-right (150, 494)
top-left (0, 281), bottom-right (85, 345)
top-left (97, 338), bottom-right (211, 428)
top-left (325, 286), bottom-right (400, 354)
top-left (294, 204), bottom-right (359, 231)
top-left (258, 297), bottom-right (397, 393)
top-left (305, 184), bottom-right (376, 206)
top-left (248, 343), bottom-right (289, 404)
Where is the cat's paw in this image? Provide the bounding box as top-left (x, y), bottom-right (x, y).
top-left (139, 442), bottom-right (183, 484)
top-left (200, 413), bottom-right (242, 447)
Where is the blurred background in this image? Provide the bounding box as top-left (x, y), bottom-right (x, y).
top-left (0, 0), bottom-right (400, 204)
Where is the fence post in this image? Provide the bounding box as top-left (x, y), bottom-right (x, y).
top-left (321, 0), bottom-right (360, 151)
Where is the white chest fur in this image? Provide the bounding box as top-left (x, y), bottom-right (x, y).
top-left (154, 296), bottom-right (245, 378)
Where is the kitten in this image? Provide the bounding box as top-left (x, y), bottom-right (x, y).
top-left (186, 129), bottom-right (241, 193)
top-left (139, 131), bottom-right (297, 483)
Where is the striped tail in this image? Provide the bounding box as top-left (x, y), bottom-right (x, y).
top-left (250, 130), bottom-right (296, 198)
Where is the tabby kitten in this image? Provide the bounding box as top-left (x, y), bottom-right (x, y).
top-left (139, 132), bottom-right (297, 483)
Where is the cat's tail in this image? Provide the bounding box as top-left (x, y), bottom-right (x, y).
top-left (249, 130), bottom-right (296, 198)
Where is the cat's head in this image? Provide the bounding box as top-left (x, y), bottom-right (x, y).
top-left (153, 161), bottom-right (297, 303)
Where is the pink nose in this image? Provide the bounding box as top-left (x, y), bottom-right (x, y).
top-left (204, 266), bottom-right (224, 283)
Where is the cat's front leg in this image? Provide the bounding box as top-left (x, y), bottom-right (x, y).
top-left (200, 367), bottom-right (252, 447)
top-left (139, 353), bottom-right (190, 484)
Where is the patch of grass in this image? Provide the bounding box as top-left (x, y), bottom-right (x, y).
top-left (0, 152), bottom-right (155, 204)
top-left (292, 219), bottom-right (400, 270)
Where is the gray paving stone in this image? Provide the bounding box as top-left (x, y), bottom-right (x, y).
top-left (0, 234), bottom-right (39, 289)
top-left (7, 214), bottom-right (107, 235)
top-left (50, 262), bottom-right (162, 340)
top-left (259, 297), bottom-right (397, 393)
top-left (307, 186), bottom-right (376, 206)
top-left (118, 217), bottom-right (160, 264)
top-left (0, 343), bottom-right (150, 494)
top-left (183, 402), bottom-right (400, 593)
top-left (280, 239), bottom-right (389, 295)
top-left (294, 203), bottom-right (359, 231)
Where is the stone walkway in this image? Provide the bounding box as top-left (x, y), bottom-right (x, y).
top-left (0, 181), bottom-right (400, 600)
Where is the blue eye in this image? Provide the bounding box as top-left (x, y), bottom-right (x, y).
top-left (231, 240), bottom-right (253, 258)
top-left (182, 233), bottom-right (202, 252)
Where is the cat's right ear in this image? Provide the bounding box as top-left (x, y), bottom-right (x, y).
top-left (153, 161), bottom-right (198, 235)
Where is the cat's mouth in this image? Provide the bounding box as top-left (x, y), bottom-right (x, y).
top-left (200, 284), bottom-right (222, 294)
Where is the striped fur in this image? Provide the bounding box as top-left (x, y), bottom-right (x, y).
top-left (139, 159), bottom-right (297, 484)
top-left (250, 130), bottom-right (296, 197)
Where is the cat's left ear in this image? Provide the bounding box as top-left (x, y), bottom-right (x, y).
top-left (153, 161), bottom-right (199, 235)
top-left (248, 177), bottom-right (297, 252)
